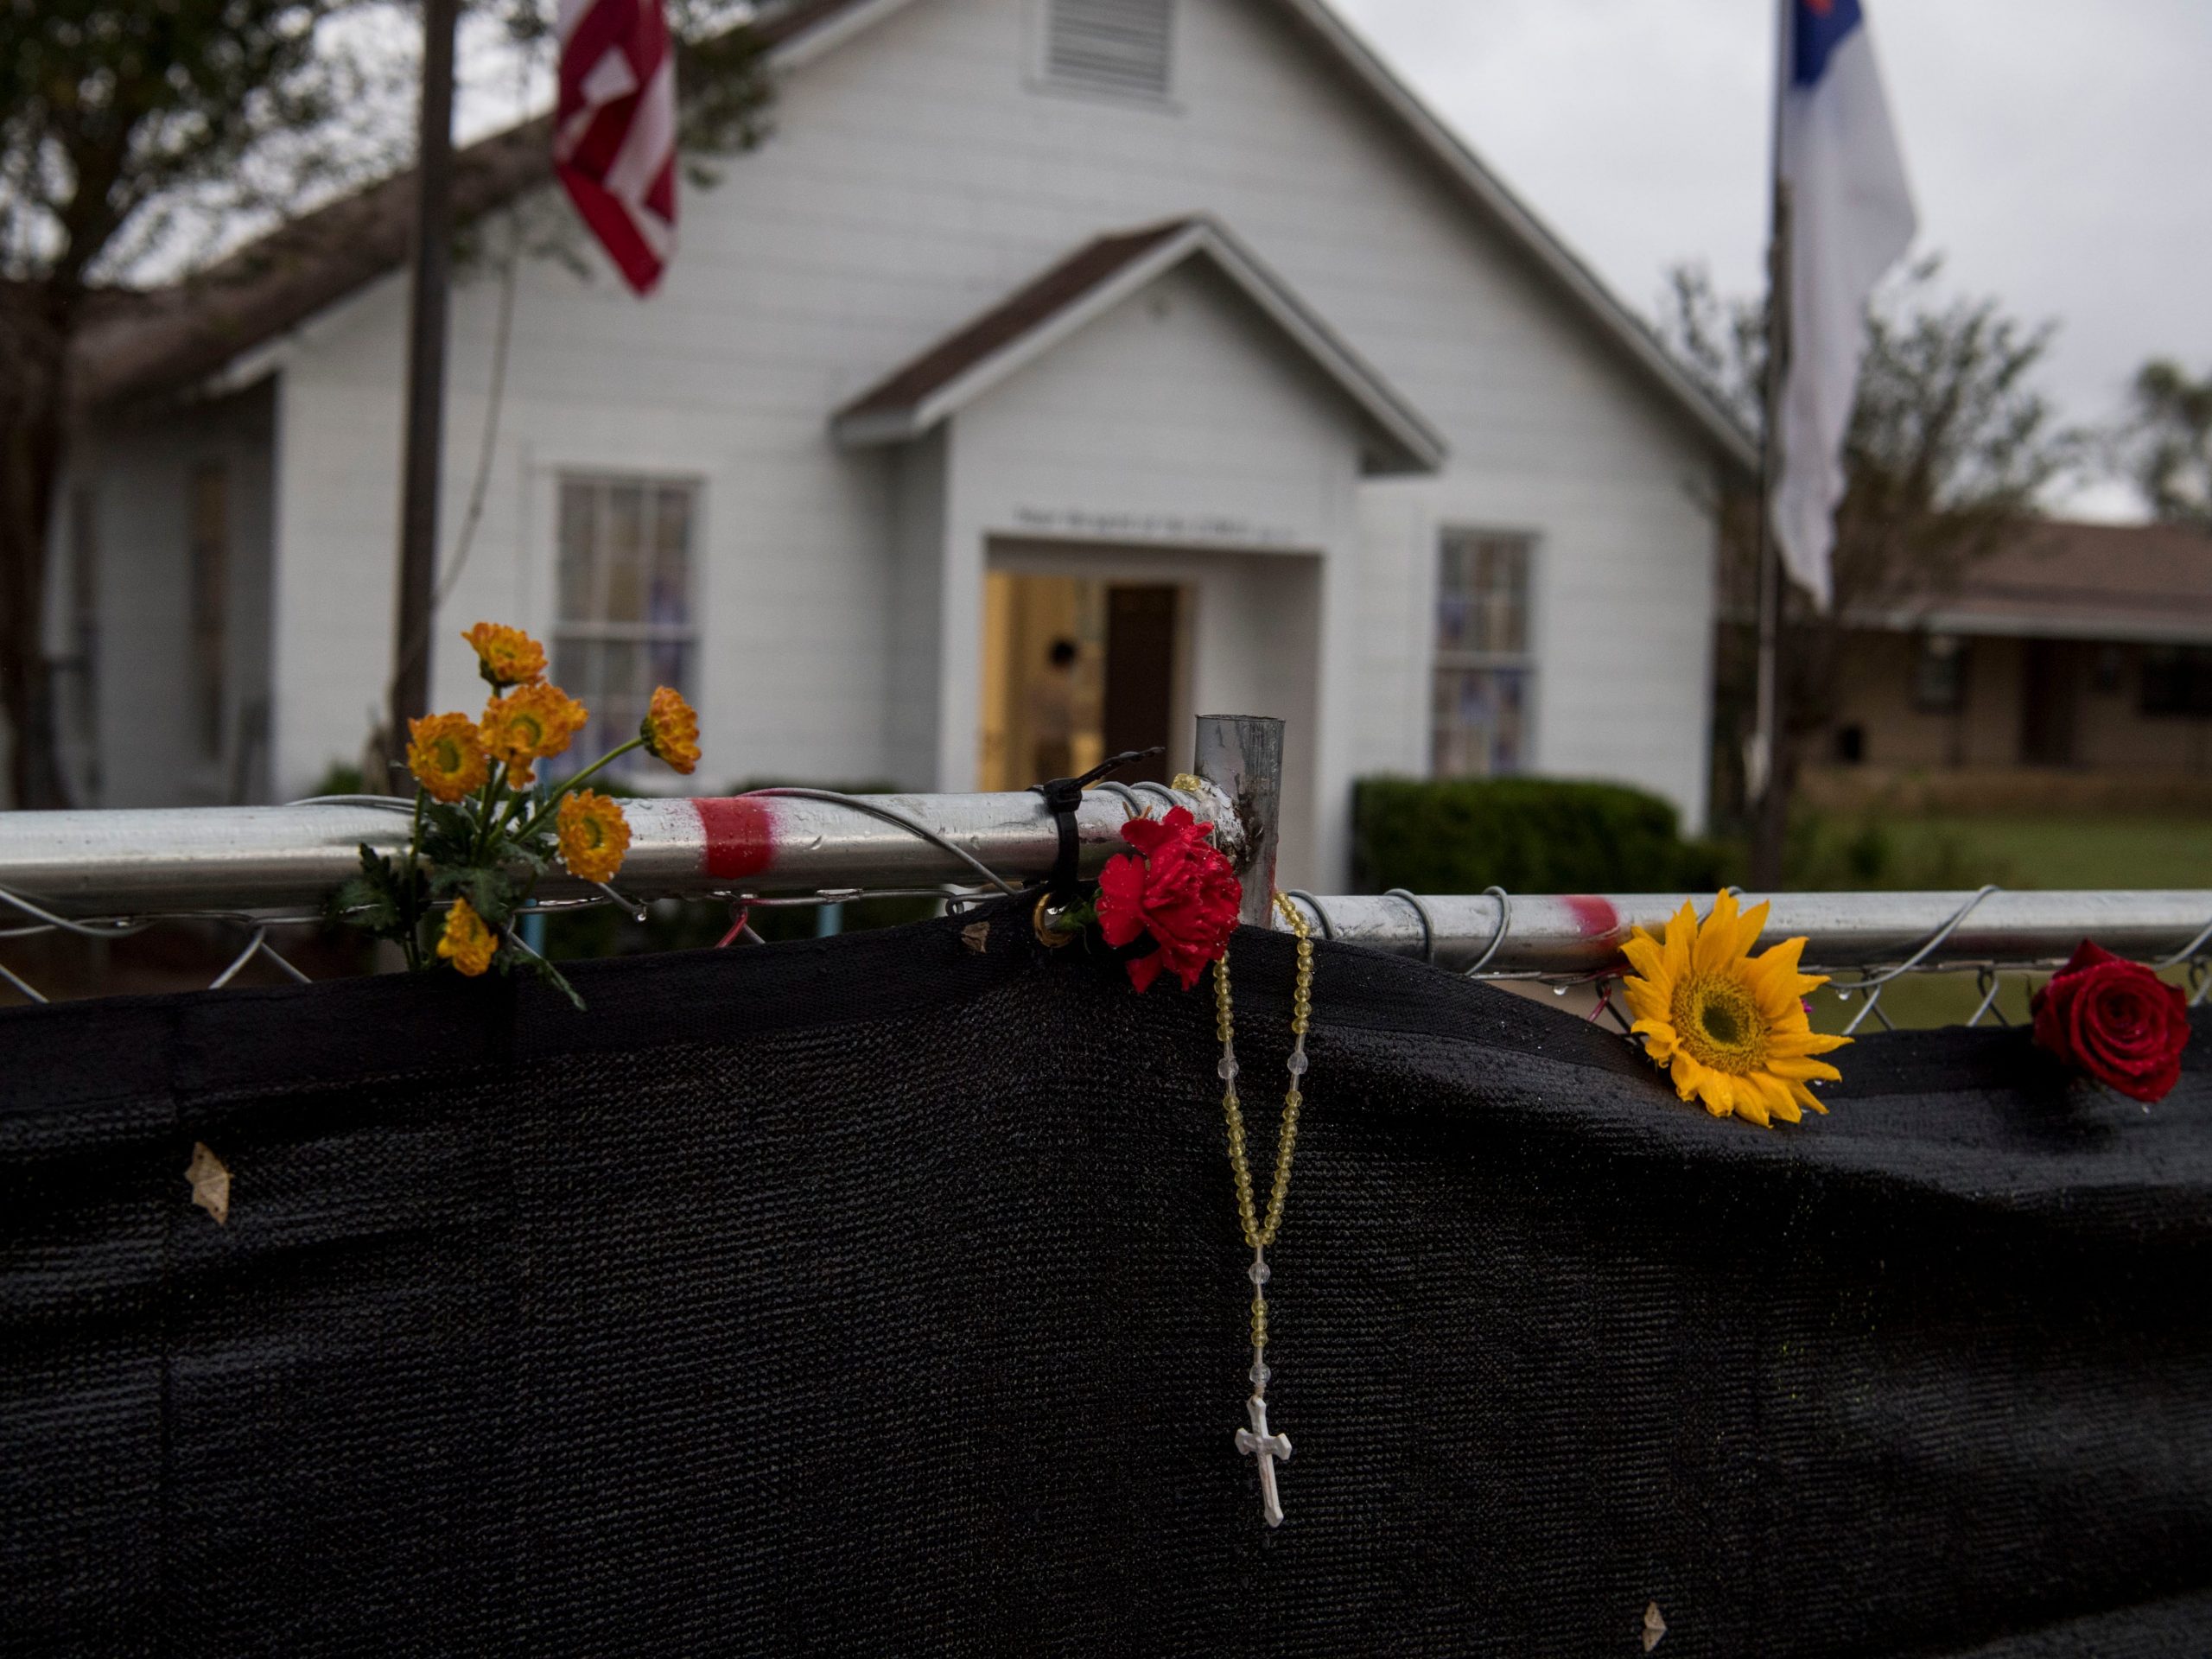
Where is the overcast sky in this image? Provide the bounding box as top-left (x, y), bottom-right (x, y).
top-left (1332, 0), bottom-right (2212, 518)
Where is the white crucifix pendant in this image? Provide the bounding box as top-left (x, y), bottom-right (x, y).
top-left (1235, 1392), bottom-right (1293, 1528)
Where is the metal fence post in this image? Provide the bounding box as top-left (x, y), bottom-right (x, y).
top-left (1192, 714), bottom-right (1284, 927)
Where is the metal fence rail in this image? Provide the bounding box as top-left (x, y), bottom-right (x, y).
top-left (3, 713), bottom-right (2205, 1020)
top-left (1276, 888), bottom-right (2212, 978)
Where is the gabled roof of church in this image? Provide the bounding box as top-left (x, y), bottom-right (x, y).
top-left (73, 0), bottom-right (1754, 470)
top-left (830, 216), bottom-right (1447, 474)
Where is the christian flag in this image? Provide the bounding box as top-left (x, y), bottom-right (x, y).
top-left (556, 0), bottom-right (677, 295)
top-left (1772, 0), bottom-right (1916, 607)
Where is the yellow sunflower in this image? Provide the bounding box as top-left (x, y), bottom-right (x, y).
top-left (1620, 890), bottom-right (1850, 1128)
top-left (436, 896), bottom-right (497, 976)
top-left (406, 712), bottom-right (489, 804)
top-left (462, 621), bottom-right (548, 689)
top-left (557, 789), bottom-right (632, 883)
top-left (639, 684), bottom-right (701, 774)
top-left (480, 683), bottom-right (589, 785)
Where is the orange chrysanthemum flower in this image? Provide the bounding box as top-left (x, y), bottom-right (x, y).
top-left (462, 621), bottom-right (548, 689)
top-left (436, 896), bottom-right (498, 976)
top-left (480, 683), bottom-right (589, 784)
top-left (407, 712), bottom-right (489, 804)
top-left (557, 790), bottom-right (632, 883)
top-left (639, 685), bottom-right (701, 774)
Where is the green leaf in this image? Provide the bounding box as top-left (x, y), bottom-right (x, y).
top-left (518, 950), bottom-right (587, 1012)
top-left (327, 844), bottom-right (415, 940)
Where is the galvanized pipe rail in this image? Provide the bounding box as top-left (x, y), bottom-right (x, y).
top-left (1276, 889), bottom-right (2212, 979)
top-left (2, 706), bottom-right (2207, 988)
top-left (0, 715), bottom-right (1284, 927)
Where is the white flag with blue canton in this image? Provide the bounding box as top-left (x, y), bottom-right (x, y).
top-left (1773, 0), bottom-right (1916, 608)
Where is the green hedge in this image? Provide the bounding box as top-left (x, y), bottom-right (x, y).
top-left (1351, 776), bottom-right (1726, 896)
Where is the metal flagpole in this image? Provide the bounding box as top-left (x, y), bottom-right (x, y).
top-left (1747, 0), bottom-right (1793, 888)
top-left (390, 0), bottom-right (461, 750)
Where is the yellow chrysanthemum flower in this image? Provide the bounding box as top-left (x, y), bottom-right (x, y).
top-left (557, 789), bottom-right (632, 883)
top-left (462, 621), bottom-right (548, 688)
top-left (436, 896), bottom-right (497, 976)
top-left (480, 683), bottom-right (589, 784)
top-left (639, 684), bottom-right (700, 775)
top-left (1620, 890), bottom-right (1851, 1128)
top-left (407, 712), bottom-right (489, 804)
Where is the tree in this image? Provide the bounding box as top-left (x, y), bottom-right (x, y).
top-left (2122, 359), bottom-right (2212, 530)
top-left (0, 0), bottom-right (769, 809)
top-left (1661, 257), bottom-right (2080, 872)
top-left (1, 0), bottom-right (405, 807)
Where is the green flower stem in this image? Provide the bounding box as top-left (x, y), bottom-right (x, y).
top-left (517, 737), bottom-right (645, 841)
top-left (1044, 899), bottom-right (1096, 935)
top-left (472, 762), bottom-right (507, 863)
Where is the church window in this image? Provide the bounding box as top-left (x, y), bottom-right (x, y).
top-left (1431, 530), bottom-right (1534, 779)
top-left (555, 475), bottom-right (698, 773)
top-left (1045, 0), bottom-right (1174, 99)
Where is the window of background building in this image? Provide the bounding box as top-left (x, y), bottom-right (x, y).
top-left (2092, 644), bottom-right (2126, 695)
top-left (555, 475), bottom-right (697, 772)
top-left (1044, 0), bottom-right (1173, 99)
top-left (189, 464), bottom-right (228, 760)
top-left (1910, 632), bottom-right (1967, 713)
top-left (1431, 530), bottom-right (1534, 779)
top-left (2140, 644), bottom-right (2212, 715)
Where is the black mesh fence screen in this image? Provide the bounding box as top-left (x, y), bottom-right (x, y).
top-left (4, 903), bottom-right (2210, 1656)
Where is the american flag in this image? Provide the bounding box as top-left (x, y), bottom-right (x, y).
top-left (555, 0), bottom-right (677, 294)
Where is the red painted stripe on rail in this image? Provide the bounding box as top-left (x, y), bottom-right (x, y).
top-left (1562, 894), bottom-right (1621, 939)
top-left (692, 797), bottom-right (776, 880)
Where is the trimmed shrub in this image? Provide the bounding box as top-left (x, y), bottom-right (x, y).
top-left (1351, 776), bottom-right (1726, 896)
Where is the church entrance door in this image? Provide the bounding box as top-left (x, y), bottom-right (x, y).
top-left (979, 573), bottom-right (1185, 791)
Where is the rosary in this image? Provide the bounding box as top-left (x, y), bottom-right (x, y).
top-left (1212, 892), bottom-right (1314, 1529)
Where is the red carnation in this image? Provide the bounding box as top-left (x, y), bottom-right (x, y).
top-left (2031, 939), bottom-right (2191, 1103)
top-left (1095, 805), bottom-right (1243, 992)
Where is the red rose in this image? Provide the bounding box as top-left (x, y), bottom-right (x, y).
top-left (2031, 939), bottom-right (2191, 1103)
top-left (1095, 805), bottom-right (1243, 992)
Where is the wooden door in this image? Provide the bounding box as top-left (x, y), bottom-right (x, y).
top-left (2021, 639), bottom-right (2079, 766)
top-left (1103, 586), bottom-right (1179, 785)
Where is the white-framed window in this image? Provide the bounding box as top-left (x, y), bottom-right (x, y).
top-left (1431, 529), bottom-right (1534, 779)
top-left (553, 474), bottom-right (697, 773)
top-left (1910, 632), bottom-right (1967, 713)
top-left (1042, 0), bottom-right (1174, 99)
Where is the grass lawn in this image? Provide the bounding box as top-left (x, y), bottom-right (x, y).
top-left (1925, 815), bottom-right (2212, 888)
top-left (1783, 810), bottom-right (2212, 1031)
top-left (1789, 810), bottom-right (2212, 892)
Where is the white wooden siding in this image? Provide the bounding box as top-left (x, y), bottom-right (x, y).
top-left (162, 0), bottom-right (1718, 859)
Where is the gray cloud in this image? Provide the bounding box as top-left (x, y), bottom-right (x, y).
top-left (1334, 0), bottom-right (2212, 512)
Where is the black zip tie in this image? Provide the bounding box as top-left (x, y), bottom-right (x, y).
top-left (1028, 747), bottom-right (1166, 907)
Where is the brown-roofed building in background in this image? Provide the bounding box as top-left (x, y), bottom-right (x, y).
top-left (1817, 521), bottom-right (2212, 803)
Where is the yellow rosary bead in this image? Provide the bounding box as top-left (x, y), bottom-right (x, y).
top-left (1219, 895), bottom-right (1316, 1260)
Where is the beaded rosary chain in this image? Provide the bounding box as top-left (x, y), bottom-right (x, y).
top-left (1213, 893), bottom-right (1314, 1255)
top-left (1217, 892), bottom-right (1313, 1529)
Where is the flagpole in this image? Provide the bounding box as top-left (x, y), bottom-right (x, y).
top-left (1748, 0), bottom-right (1793, 889)
top-left (391, 0), bottom-right (460, 754)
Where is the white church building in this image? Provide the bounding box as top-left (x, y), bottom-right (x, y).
top-left (56, 0), bottom-right (1751, 887)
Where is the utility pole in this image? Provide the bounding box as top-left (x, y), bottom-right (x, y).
top-left (1747, 0), bottom-right (1793, 891)
top-left (390, 0), bottom-right (459, 751)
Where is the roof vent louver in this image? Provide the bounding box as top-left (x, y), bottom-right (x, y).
top-left (1046, 0), bottom-right (1173, 99)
